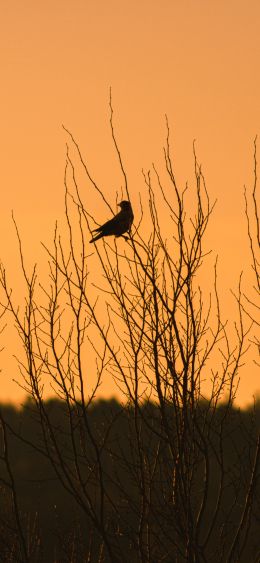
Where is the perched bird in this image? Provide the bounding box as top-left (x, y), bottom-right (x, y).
top-left (90, 200), bottom-right (134, 243)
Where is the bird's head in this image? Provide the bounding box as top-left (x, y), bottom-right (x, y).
top-left (118, 200), bottom-right (131, 210)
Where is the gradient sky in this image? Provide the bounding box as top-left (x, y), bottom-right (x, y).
top-left (0, 1), bottom-right (259, 405)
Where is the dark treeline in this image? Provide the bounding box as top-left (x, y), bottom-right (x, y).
top-left (0, 398), bottom-right (259, 562)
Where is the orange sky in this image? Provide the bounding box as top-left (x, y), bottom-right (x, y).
top-left (0, 0), bottom-right (259, 405)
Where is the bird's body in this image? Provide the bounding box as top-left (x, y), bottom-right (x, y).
top-left (90, 201), bottom-right (134, 243)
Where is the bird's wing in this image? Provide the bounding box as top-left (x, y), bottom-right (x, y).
top-left (92, 211), bottom-right (122, 233)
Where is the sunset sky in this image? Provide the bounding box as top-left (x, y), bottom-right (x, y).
top-left (0, 1), bottom-right (259, 405)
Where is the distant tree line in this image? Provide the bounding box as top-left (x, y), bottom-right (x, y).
top-left (0, 398), bottom-right (259, 562)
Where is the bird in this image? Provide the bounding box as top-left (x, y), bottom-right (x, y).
top-left (89, 200), bottom-right (134, 243)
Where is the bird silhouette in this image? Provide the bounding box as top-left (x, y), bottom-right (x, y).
top-left (90, 200), bottom-right (134, 243)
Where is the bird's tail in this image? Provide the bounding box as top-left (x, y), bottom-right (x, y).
top-left (89, 232), bottom-right (104, 243)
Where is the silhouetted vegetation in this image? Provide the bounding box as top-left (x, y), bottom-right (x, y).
top-left (0, 107), bottom-right (259, 561)
top-left (0, 398), bottom-right (259, 562)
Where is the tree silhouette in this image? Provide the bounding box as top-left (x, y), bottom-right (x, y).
top-left (0, 104), bottom-right (259, 562)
